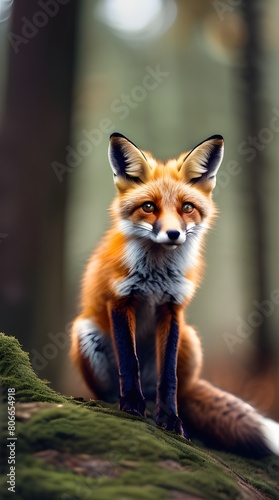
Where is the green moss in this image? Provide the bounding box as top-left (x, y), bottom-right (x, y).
top-left (0, 333), bottom-right (65, 404)
top-left (0, 332), bottom-right (278, 500)
top-left (15, 405), bottom-right (187, 461)
top-left (0, 403), bottom-right (248, 500)
top-left (210, 449), bottom-right (279, 499)
top-left (0, 452), bottom-right (241, 500)
top-left (0, 458), bottom-right (172, 500)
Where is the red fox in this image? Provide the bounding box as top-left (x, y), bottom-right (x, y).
top-left (71, 133), bottom-right (278, 455)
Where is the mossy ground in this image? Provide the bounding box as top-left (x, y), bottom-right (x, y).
top-left (0, 333), bottom-right (278, 500)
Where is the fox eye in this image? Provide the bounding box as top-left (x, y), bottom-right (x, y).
top-left (142, 202), bottom-right (156, 213)
top-left (182, 202), bottom-right (194, 213)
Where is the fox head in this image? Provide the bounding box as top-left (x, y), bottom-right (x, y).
top-left (108, 133), bottom-right (224, 250)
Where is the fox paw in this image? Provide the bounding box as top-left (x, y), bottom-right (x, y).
top-left (156, 412), bottom-right (184, 436)
top-left (120, 391), bottom-right (146, 417)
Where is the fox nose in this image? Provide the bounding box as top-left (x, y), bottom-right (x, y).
top-left (166, 230), bottom-right (180, 241)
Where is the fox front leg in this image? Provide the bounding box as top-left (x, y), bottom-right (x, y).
top-left (156, 304), bottom-right (184, 436)
top-left (109, 299), bottom-right (146, 416)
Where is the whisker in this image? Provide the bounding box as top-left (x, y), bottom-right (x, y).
top-left (134, 223), bottom-right (153, 232)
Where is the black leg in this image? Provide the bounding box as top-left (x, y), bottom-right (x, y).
top-left (110, 301), bottom-right (146, 416)
top-left (156, 306), bottom-right (183, 435)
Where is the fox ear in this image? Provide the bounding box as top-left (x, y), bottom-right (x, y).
top-left (179, 135), bottom-right (224, 193)
top-left (108, 133), bottom-right (150, 190)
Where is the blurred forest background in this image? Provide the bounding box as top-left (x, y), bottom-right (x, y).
top-left (0, 0), bottom-right (278, 419)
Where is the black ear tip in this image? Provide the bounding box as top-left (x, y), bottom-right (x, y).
top-left (208, 134), bottom-right (224, 143)
top-left (110, 132), bottom-right (128, 140)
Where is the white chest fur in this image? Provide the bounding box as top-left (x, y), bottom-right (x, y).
top-left (115, 236), bottom-right (201, 305)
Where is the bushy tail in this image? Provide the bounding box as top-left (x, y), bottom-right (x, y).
top-left (178, 379), bottom-right (279, 456)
